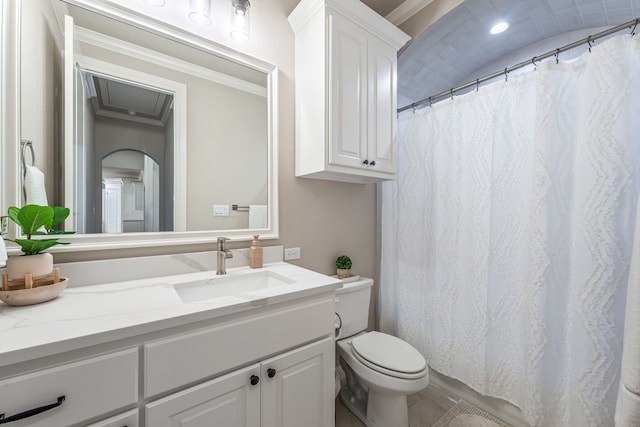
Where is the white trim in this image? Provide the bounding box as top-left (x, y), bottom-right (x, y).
top-left (75, 55), bottom-right (188, 232)
top-left (64, 15), bottom-right (75, 231)
top-left (385, 0), bottom-right (434, 26)
top-left (75, 26), bottom-right (267, 98)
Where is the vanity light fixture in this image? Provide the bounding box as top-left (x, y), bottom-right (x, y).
top-left (230, 0), bottom-right (251, 40)
top-left (490, 21), bottom-right (509, 35)
top-left (189, 0), bottom-right (212, 26)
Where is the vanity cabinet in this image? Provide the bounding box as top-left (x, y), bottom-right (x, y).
top-left (146, 337), bottom-right (333, 427)
top-left (0, 264), bottom-right (339, 427)
top-left (288, 0), bottom-right (410, 184)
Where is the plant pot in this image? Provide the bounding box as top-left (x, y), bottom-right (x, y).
top-left (337, 268), bottom-right (351, 279)
top-left (6, 253), bottom-right (54, 281)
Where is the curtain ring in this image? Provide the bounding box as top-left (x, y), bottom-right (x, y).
top-left (531, 56), bottom-right (537, 70)
top-left (428, 97), bottom-right (433, 107)
top-left (631, 18), bottom-right (638, 36)
top-left (555, 48), bottom-right (560, 64)
top-left (412, 103), bottom-right (416, 113)
top-left (476, 78), bottom-right (480, 92)
top-left (504, 68), bottom-right (508, 82)
top-left (450, 88), bottom-right (454, 100)
top-left (587, 35), bottom-right (593, 52)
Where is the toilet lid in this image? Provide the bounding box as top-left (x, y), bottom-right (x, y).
top-left (351, 331), bottom-right (426, 376)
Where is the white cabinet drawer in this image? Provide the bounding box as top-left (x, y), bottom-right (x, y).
top-left (144, 296), bottom-right (334, 397)
top-left (84, 409), bottom-right (138, 427)
top-left (0, 348), bottom-right (138, 426)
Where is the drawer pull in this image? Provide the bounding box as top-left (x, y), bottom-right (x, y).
top-left (0, 395), bottom-right (65, 424)
top-left (370, 161), bottom-right (376, 166)
top-left (250, 375), bottom-right (260, 386)
top-left (267, 368), bottom-right (277, 378)
top-left (362, 160), bottom-right (369, 165)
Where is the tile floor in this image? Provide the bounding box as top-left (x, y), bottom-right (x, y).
top-left (335, 382), bottom-right (459, 427)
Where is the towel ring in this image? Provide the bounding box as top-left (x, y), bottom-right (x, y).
top-left (21, 140), bottom-right (35, 172)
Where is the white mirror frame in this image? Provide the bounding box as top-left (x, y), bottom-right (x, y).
top-left (0, 0), bottom-right (279, 253)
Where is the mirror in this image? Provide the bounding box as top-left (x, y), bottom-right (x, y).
top-left (9, 0), bottom-right (278, 251)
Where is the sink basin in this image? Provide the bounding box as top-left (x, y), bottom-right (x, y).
top-left (174, 270), bottom-right (296, 303)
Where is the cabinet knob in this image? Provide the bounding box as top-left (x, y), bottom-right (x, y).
top-left (362, 159), bottom-right (369, 165)
top-left (250, 375), bottom-right (260, 386)
top-left (267, 368), bottom-right (277, 378)
top-left (370, 161), bottom-right (376, 166)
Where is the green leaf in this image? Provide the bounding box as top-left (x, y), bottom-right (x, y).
top-left (17, 205), bottom-right (54, 237)
top-left (51, 206), bottom-right (70, 230)
top-left (7, 206), bottom-right (22, 229)
top-left (7, 238), bottom-right (68, 255)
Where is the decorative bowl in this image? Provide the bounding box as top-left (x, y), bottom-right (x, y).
top-left (0, 278), bottom-right (68, 306)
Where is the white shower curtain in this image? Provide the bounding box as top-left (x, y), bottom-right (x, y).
top-left (380, 34), bottom-right (640, 427)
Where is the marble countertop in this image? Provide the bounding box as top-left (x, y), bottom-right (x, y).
top-left (0, 262), bottom-right (341, 367)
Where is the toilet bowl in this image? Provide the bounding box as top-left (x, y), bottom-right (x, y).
top-left (335, 278), bottom-right (428, 427)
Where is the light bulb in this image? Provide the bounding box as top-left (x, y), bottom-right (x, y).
top-left (189, 0), bottom-right (211, 26)
top-left (230, 0), bottom-right (250, 40)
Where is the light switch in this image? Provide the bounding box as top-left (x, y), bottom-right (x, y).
top-left (213, 204), bottom-right (230, 216)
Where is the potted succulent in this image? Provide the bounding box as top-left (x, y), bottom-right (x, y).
top-left (4, 204), bottom-right (72, 280)
top-left (336, 255), bottom-right (352, 279)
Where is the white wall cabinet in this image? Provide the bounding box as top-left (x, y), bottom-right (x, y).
top-left (289, 0), bottom-right (410, 184)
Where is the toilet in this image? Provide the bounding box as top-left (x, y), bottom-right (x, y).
top-left (335, 277), bottom-right (428, 427)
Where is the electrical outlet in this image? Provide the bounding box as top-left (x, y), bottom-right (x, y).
top-left (213, 204), bottom-right (230, 216)
top-left (284, 247), bottom-right (301, 260)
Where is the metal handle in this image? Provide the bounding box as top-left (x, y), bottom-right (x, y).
top-left (362, 159), bottom-right (369, 165)
top-left (267, 368), bottom-right (277, 378)
top-left (250, 375), bottom-right (260, 386)
top-left (217, 236), bottom-right (230, 251)
top-left (0, 396), bottom-right (65, 424)
top-left (370, 161), bottom-right (376, 166)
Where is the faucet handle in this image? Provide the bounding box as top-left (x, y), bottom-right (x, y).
top-left (217, 236), bottom-right (230, 251)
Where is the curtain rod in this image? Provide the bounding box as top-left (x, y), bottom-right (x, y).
top-left (398, 18), bottom-right (640, 113)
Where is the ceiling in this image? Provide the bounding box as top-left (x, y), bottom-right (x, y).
top-left (85, 73), bottom-right (173, 127)
top-left (361, 0), bottom-right (640, 110)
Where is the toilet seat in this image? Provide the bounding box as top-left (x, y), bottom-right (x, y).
top-left (351, 332), bottom-right (427, 380)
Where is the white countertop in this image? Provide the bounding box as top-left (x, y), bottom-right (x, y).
top-left (0, 262), bottom-right (341, 367)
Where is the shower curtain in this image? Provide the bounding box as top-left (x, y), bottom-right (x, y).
top-left (380, 35), bottom-right (640, 426)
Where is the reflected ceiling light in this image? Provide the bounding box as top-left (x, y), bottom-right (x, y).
top-left (143, 0), bottom-right (165, 6)
top-left (490, 21), bottom-right (509, 34)
top-left (230, 0), bottom-right (251, 40)
top-left (189, 0), bottom-right (212, 26)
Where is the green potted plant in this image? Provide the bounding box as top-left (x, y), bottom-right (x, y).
top-left (4, 204), bottom-right (72, 280)
top-left (336, 255), bottom-right (352, 279)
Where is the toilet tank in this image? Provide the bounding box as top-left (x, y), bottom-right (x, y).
top-left (335, 277), bottom-right (373, 339)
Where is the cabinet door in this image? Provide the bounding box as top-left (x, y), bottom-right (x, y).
top-left (145, 364), bottom-right (260, 427)
top-left (328, 12), bottom-right (368, 170)
top-left (367, 37), bottom-right (397, 174)
top-left (261, 337), bottom-right (334, 427)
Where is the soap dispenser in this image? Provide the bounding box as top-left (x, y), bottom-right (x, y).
top-left (249, 235), bottom-right (263, 268)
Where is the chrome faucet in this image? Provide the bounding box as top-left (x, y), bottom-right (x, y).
top-left (216, 237), bottom-right (233, 275)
